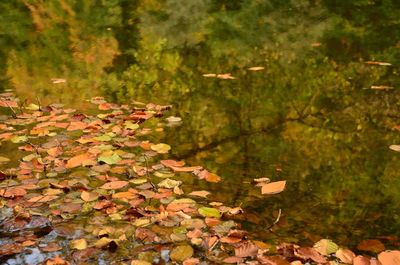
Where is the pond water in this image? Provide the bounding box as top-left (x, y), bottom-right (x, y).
top-left (1, 0), bottom-right (400, 249)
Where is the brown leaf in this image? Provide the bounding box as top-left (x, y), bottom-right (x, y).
top-left (223, 256), bottom-right (244, 263)
top-left (81, 191), bottom-right (99, 202)
top-left (336, 248), bottom-right (356, 264)
top-left (261, 181), bottom-right (286, 195)
top-left (196, 170), bottom-right (221, 182)
top-left (354, 255), bottom-right (371, 265)
top-left (66, 153), bottom-right (95, 168)
top-left (161, 160), bottom-right (186, 167)
top-left (295, 247), bottom-right (327, 263)
top-left (235, 241), bottom-right (259, 257)
top-left (67, 121), bottom-right (87, 131)
top-left (0, 187), bottom-right (27, 198)
top-left (357, 239), bottom-right (385, 253)
top-left (100, 180), bottom-right (129, 190)
top-left (378, 250), bottom-right (400, 265)
top-left (27, 195), bottom-right (58, 203)
top-left (257, 255), bottom-right (291, 265)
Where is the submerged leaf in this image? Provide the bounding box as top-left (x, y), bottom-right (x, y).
top-left (170, 245), bottom-right (194, 261)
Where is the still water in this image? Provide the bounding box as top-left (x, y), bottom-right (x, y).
top-left (2, 0), bottom-right (400, 248)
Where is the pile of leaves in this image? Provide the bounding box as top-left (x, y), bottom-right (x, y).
top-left (0, 92), bottom-right (399, 265)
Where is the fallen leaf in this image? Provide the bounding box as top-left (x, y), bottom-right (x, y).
top-left (235, 241), bottom-right (259, 257)
top-left (170, 245), bottom-right (194, 261)
top-left (389, 145), bottom-right (400, 152)
top-left (261, 181), bottom-right (286, 195)
top-left (336, 248), bottom-right (356, 264)
top-left (378, 250), bottom-right (400, 265)
top-left (158, 178), bottom-right (182, 189)
top-left (70, 238), bottom-right (87, 250)
top-left (248, 66), bottom-right (264, 71)
top-left (100, 180), bottom-right (129, 190)
top-left (357, 239), bottom-right (385, 253)
top-left (28, 195), bottom-right (58, 203)
top-left (188, 190), bottom-right (210, 198)
top-left (198, 207), bottom-right (221, 218)
top-left (81, 191), bottom-right (99, 202)
top-left (354, 255), bottom-right (371, 265)
top-left (161, 159), bottom-right (185, 167)
top-left (150, 143), bottom-right (171, 154)
top-left (313, 239), bottom-right (338, 255)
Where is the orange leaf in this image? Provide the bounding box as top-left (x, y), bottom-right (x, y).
top-left (354, 256), bottom-right (371, 265)
top-left (28, 195), bottom-right (58, 203)
top-left (197, 170), bottom-right (221, 182)
top-left (261, 181), bottom-right (286, 195)
top-left (357, 239), bottom-right (385, 253)
top-left (0, 187), bottom-right (27, 198)
top-left (67, 121), bottom-right (87, 131)
top-left (66, 153), bottom-right (94, 168)
top-left (170, 165), bottom-right (203, 172)
top-left (161, 160), bottom-right (185, 167)
top-left (336, 248), bottom-right (356, 264)
top-left (100, 180), bottom-right (129, 190)
top-left (378, 250), bottom-right (400, 265)
top-left (81, 191), bottom-right (99, 202)
top-left (112, 191), bottom-right (137, 199)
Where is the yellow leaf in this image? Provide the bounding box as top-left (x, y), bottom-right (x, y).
top-left (70, 238), bottom-right (87, 250)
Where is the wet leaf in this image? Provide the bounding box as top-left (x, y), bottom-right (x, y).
top-left (354, 255), bottom-right (371, 265)
top-left (157, 178), bottom-right (182, 189)
top-left (198, 207), bottom-right (221, 218)
top-left (98, 153), bottom-right (121, 165)
top-left (378, 250), bottom-right (400, 265)
top-left (336, 248), bottom-right (356, 264)
top-left (81, 191), bottom-right (99, 202)
top-left (188, 190), bottom-right (210, 198)
top-left (28, 195), bottom-right (58, 203)
top-left (70, 238), bottom-right (87, 250)
top-left (0, 156), bottom-right (10, 163)
top-left (261, 180), bottom-right (286, 195)
top-left (248, 66), bottom-right (265, 71)
top-left (150, 143), bottom-right (171, 154)
top-left (389, 145), bottom-right (400, 152)
top-left (0, 187), bottom-right (27, 197)
top-left (100, 180), bottom-right (129, 190)
top-left (313, 239), bottom-right (338, 255)
top-left (357, 239), bottom-right (385, 253)
top-left (131, 261), bottom-right (152, 265)
top-left (11, 135), bottom-right (28, 143)
top-left (235, 241), bottom-right (259, 257)
top-left (296, 247), bottom-right (327, 263)
top-left (170, 245), bottom-right (194, 261)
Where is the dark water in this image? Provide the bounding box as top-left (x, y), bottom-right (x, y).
top-left (1, 0), bottom-right (400, 248)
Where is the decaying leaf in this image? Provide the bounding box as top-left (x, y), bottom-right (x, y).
top-left (357, 239), bottom-right (385, 253)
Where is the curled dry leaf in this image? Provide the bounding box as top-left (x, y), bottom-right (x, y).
top-left (261, 180), bottom-right (286, 195)
top-left (100, 180), bottom-right (129, 190)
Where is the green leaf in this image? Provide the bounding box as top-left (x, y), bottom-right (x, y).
top-left (124, 121), bottom-right (139, 130)
top-left (198, 207), bottom-right (221, 218)
top-left (157, 178), bottom-right (182, 189)
top-left (94, 134), bottom-right (112, 142)
top-left (170, 245), bottom-right (194, 261)
top-left (98, 153), bottom-right (121, 165)
top-left (11, 135), bottom-right (27, 143)
top-left (25, 103), bottom-right (40, 110)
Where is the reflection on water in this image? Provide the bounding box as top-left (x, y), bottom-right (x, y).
top-left (1, 0), bottom-right (400, 247)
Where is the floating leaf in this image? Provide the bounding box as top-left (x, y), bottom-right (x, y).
top-left (11, 135), bottom-right (28, 143)
top-left (100, 180), bottom-right (129, 190)
top-left (248, 66), bottom-right (265, 71)
top-left (28, 195), bottom-right (58, 203)
top-left (150, 143), bottom-right (171, 154)
top-left (234, 241), bottom-right (258, 257)
top-left (157, 178), bottom-right (182, 189)
top-left (70, 238), bottom-right (87, 250)
top-left (198, 207), bottom-right (221, 218)
top-left (357, 239), bottom-right (385, 253)
top-left (25, 103), bottom-right (40, 110)
top-left (389, 145), bottom-right (400, 152)
top-left (378, 250), bottom-right (400, 265)
top-left (170, 245), bottom-right (194, 262)
top-left (0, 156), bottom-right (10, 163)
top-left (98, 153), bottom-right (121, 165)
top-left (81, 191), bottom-right (99, 202)
top-left (188, 190), bottom-right (210, 198)
top-left (261, 181), bottom-right (286, 195)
